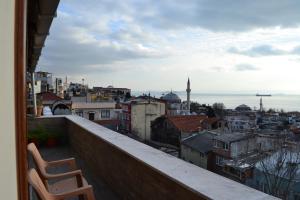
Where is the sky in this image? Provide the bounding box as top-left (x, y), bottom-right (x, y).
top-left (38, 0), bottom-right (300, 94)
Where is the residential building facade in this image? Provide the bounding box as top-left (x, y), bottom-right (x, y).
top-left (181, 132), bottom-right (215, 170)
top-left (72, 102), bottom-right (120, 121)
top-left (151, 115), bottom-right (209, 147)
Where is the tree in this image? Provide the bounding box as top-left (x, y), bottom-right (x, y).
top-left (267, 108), bottom-right (276, 113)
top-left (205, 106), bottom-right (216, 118)
top-left (190, 102), bottom-right (216, 117)
top-left (212, 102), bottom-right (226, 118)
top-left (258, 140), bottom-right (300, 199)
top-left (190, 102), bottom-right (201, 113)
top-left (125, 92), bottom-right (131, 100)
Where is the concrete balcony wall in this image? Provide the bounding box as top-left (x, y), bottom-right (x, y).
top-left (30, 115), bottom-right (278, 200)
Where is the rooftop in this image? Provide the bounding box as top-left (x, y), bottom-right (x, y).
top-left (224, 151), bottom-right (269, 171)
top-left (168, 115), bottom-right (208, 132)
top-left (215, 132), bottom-right (254, 143)
top-left (161, 92), bottom-right (181, 103)
top-left (93, 87), bottom-right (130, 91)
top-left (38, 92), bottom-right (63, 101)
top-left (71, 102), bottom-right (116, 109)
top-left (181, 132), bottom-right (215, 153)
top-left (29, 115), bottom-right (278, 200)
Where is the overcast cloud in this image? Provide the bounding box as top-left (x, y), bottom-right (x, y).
top-left (38, 0), bottom-right (300, 93)
top-left (234, 64), bottom-right (259, 71)
top-left (228, 45), bottom-right (300, 57)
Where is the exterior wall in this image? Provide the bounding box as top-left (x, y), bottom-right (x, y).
top-left (181, 145), bottom-right (208, 169)
top-left (73, 108), bottom-right (117, 120)
top-left (35, 72), bottom-right (53, 92)
top-left (34, 80), bottom-right (41, 94)
top-left (131, 102), bottom-right (165, 140)
top-left (120, 103), bottom-right (131, 132)
top-left (151, 117), bottom-right (182, 146)
top-left (30, 116), bottom-right (277, 200)
top-left (72, 102), bottom-right (117, 121)
top-left (71, 96), bottom-right (90, 102)
top-left (27, 117), bottom-right (66, 135)
top-left (66, 116), bottom-right (205, 200)
top-left (0, 0), bottom-right (18, 198)
top-left (231, 137), bottom-right (257, 158)
top-left (57, 115), bottom-right (276, 200)
top-left (256, 135), bottom-right (281, 151)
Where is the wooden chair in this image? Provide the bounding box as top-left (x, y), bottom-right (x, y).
top-left (27, 142), bottom-right (87, 193)
top-left (28, 168), bottom-right (96, 200)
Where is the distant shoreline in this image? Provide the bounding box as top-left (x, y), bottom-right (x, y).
top-left (132, 91), bottom-right (300, 112)
top-left (132, 91), bottom-right (300, 96)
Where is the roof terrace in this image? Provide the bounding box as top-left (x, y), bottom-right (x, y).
top-left (28, 115), bottom-right (278, 200)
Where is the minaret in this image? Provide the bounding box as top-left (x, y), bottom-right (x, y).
top-left (186, 78), bottom-right (191, 112)
top-left (259, 97), bottom-right (263, 112)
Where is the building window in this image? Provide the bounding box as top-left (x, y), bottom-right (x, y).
top-left (76, 111), bottom-right (83, 117)
top-left (224, 143), bottom-right (229, 150)
top-left (101, 110), bottom-right (110, 119)
top-left (88, 112), bottom-right (95, 121)
top-left (216, 156), bottom-right (224, 166)
top-left (214, 140), bottom-right (218, 147)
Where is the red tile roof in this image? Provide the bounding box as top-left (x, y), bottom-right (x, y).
top-left (167, 115), bottom-right (208, 132)
top-left (39, 92), bottom-right (62, 101)
top-left (200, 117), bottom-right (220, 129)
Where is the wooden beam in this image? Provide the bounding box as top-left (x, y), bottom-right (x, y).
top-left (15, 0), bottom-right (28, 199)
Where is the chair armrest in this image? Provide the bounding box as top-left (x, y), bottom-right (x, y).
top-left (45, 169), bottom-right (83, 180)
top-left (54, 185), bottom-right (95, 200)
top-left (47, 158), bottom-right (77, 170)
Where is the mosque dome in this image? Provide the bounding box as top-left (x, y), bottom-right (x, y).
top-left (161, 92), bottom-right (181, 103)
top-left (235, 104), bottom-right (251, 112)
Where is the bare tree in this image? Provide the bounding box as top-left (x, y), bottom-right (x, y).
top-left (212, 102), bottom-right (226, 119)
top-left (258, 144), bottom-right (300, 199)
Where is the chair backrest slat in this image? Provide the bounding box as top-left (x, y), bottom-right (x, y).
top-left (28, 169), bottom-right (54, 200)
top-left (27, 143), bottom-right (48, 175)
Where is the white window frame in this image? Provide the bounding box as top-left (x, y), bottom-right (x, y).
top-left (101, 109), bottom-right (110, 119)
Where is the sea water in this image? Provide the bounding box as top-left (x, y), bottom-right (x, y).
top-left (133, 91), bottom-right (300, 112)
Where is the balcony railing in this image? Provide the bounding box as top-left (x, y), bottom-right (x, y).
top-left (28, 115), bottom-right (278, 200)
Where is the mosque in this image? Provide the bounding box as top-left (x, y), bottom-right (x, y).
top-left (160, 78), bottom-right (191, 116)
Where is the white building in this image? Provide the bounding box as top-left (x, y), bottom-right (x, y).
top-left (72, 102), bottom-right (120, 121)
top-left (226, 115), bottom-right (255, 132)
top-left (34, 71), bottom-right (53, 92)
top-left (131, 101), bottom-right (165, 141)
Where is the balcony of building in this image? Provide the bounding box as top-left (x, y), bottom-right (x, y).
top-left (28, 115), bottom-right (278, 200)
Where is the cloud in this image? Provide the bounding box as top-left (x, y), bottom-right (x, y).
top-left (228, 45), bottom-right (286, 57)
top-left (37, 0), bottom-right (300, 89)
top-left (134, 0), bottom-right (300, 31)
top-left (234, 64), bottom-right (259, 71)
top-left (228, 44), bottom-right (300, 57)
top-left (292, 46), bottom-right (300, 54)
top-left (211, 66), bottom-right (224, 72)
top-left (39, 9), bottom-right (169, 75)
top-left (59, 0), bottom-right (300, 32)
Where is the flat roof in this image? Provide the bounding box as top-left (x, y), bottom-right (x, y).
top-left (215, 132), bottom-right (254, 143)
top-left (182, 132), bottom-right (214, 153)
